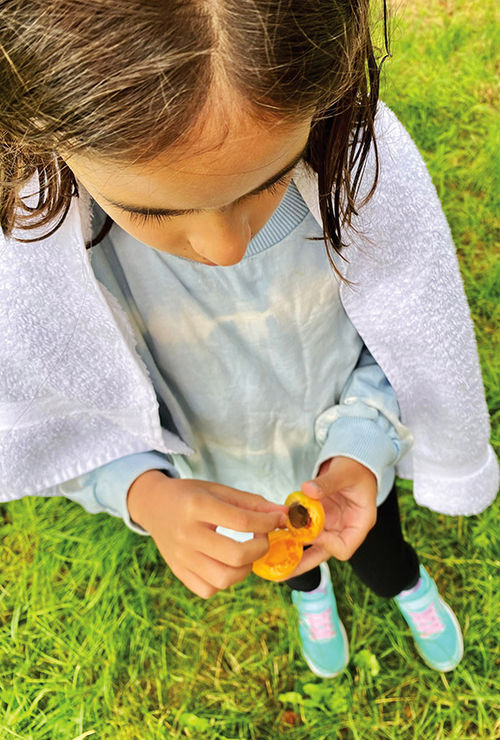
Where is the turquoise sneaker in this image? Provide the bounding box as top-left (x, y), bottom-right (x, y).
top-left (394, 564), bottom-right (463, 672)
top-left (291, 562), bottom-right (349, 678)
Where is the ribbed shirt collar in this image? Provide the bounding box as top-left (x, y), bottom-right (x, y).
top-left (244, 179), bottom-right (310, 258)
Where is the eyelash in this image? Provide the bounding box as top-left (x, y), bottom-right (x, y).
top-left (126, 172), bottom-right (292, 226)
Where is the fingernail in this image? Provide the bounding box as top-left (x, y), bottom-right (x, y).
top-left (279, 513), bottom-right (288, 527)
top-left (304, 481), bottom-right (321, 493)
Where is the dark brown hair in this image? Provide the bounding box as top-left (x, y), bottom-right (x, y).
top-left (0, 0), bottom-right (390, 270)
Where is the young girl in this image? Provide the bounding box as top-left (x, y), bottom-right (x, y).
top-left (1, 1), bottom-right (497, 679)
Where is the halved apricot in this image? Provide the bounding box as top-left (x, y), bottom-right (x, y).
top-left (251, 529), bottom-right (303, 581)
top-left (252, 491), bottom-right (325, 581)
top-left (285, 491), bottom-right (325, 545)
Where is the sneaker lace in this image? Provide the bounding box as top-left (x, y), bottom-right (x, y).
top-left (407, 603), bottom-right (444, 637)
top-left (304, 610), bottom-right (336, 641)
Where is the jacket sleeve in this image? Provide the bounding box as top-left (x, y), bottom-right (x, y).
top-left (313, 345), bottom-right (413, 505)
top-left (57, 451), bottom-right (178, 534)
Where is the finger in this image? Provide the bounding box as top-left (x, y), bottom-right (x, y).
top-left (209, 483), bottom-right (289, 515)
top-left (190, 550), bottom-right (253, 591)
top-left (171, 564), bottom-right (218, 600)
top-left (301, 458), bottom-right (352, 500)
top-left (194, 527), bottom-right (271, 566)
top-left (300, 479), bottom-right (324, 500)
top-left (317, 524), bottom-right (368, 561)
top-left (196, 493), bottom-right (286, 534)
top-left (174, 546), bottom-right (254, 594)
top-left (303, 455), bottom-right (378, 501)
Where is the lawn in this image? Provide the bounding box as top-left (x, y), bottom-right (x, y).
top-left (1, 1), bottom-right (499, 738)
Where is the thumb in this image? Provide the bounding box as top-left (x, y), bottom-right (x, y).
top-left (300, 478), bottom-right (324, 500)
top-left (301, 457), bottom-right (348, 500)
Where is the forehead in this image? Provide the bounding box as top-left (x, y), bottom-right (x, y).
top-left (67, 108), bottom-right (312, 210)
top-left (141, 110), bottom-right (304, 174)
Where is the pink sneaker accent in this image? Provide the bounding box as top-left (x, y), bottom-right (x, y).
top-left (407, 603), bottom-right (445, 637)
top-left (304, 610), bottom-right (336, 641)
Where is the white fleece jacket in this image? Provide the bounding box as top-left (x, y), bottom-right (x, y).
top-left (0, 102), bottom-right (498, 515)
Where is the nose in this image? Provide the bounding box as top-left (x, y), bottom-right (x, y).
top-left (188, 210), bottom-right (252, 266)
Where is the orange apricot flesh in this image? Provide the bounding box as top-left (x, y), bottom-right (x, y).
top-left (252, 491), bottom-right (325, 581)
top-left (251, 529), bottom-right (303, 581)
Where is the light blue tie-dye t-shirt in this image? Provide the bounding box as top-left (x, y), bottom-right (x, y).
top-left (109, 181), bottom-right (361, 499)
top-left (60, 181), bottom-right (410, 535)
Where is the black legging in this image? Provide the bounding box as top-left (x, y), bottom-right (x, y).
top-left (286, 485), bottom-right (420, 598)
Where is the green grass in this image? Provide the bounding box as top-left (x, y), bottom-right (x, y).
top-left (1, 1), bottom-right (499, 738)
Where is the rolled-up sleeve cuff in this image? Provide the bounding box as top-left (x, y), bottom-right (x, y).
top-left (312, 416), bottom-right (398, 505)
top-left (94, 451), bottom-right (178, 535)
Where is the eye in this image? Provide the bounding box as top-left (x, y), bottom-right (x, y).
top-left (127, 210), bottom-right (176, 226)
top-left (125, 172), bottom-right (292, 226)
top-left (256, 172), bottom-right (292, 198)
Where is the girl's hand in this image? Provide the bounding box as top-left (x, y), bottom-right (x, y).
top-left (127, 471), bottom-right (288, 599)
top-left (287, 456), bottom-right (377, 577)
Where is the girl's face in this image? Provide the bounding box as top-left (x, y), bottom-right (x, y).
top-left (66, 112), bottom-right (312, 266)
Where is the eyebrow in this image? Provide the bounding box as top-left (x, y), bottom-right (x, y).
top-left (101, 146), bottom-right (307, 217)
